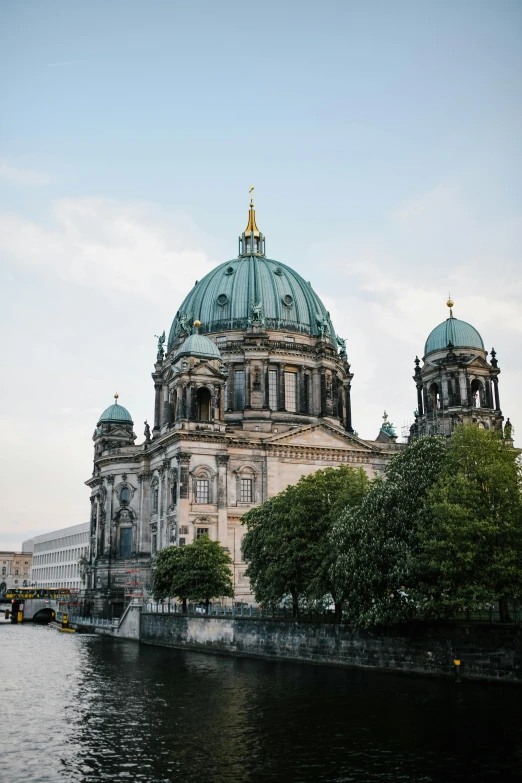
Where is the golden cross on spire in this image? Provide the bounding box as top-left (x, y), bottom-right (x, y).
top-left (249, 184), bottom-right (254, 206)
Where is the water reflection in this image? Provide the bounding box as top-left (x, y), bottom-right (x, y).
top-left (2, 623), bottom-right (522, 782)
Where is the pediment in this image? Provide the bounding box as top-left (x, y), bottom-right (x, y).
top-left (190, 362), bottom-right (223, 378)
top-left (266, 423), bottom-right (379, 452)
top-left (465, 356), bottom-right (491, 370)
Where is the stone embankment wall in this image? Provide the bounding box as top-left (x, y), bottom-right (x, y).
top-left (140, 613), bottom-right (522, 682)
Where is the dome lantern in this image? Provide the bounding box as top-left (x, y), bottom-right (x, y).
top-left (238, 186), bottom-right (266, 257)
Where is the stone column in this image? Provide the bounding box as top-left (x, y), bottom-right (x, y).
top-left (175, 385), bottom-right (182, 420)
top-left (227, 363), bottom-right (235, 411)
top-left (493, 378), bottom-right (500, 410)
top-left (423, 385), bottom-right (430, 413)
top-left (156, 470), bottom-right (163, 550)
top-left (105, 475), bottom-right (114, 557)
top-left (187, 384), bottom-right (195, 420)
top-left (178, 452), bottom-right (191, 543)
top-left (278, 363), bottom-right (285, 411)
top-left (458, 370), bottom-right (467, 406)
top-left (320, 371), bottom-right (327, 416)
top-left (153, 383), bottom-right (162, 433)
top-left (162, 385), bottom-right (172, 427)
top-left (298, 366), bottom-right (305, 413)
top-left (312, 368), bottom-right (321, 415)
top-left (216, 455), bottom-right (229, 549)
top-left (416, 384), bottom-right (423, 416)
top-left (344, 384), bottom-right (353, 433)
top-left (244, 359), bottom-right (251, 409)
top-left (262, 360), bottom-right (269, 409)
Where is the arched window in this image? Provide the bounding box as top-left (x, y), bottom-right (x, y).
top-left (120, 486), bottom-right (130, 503)
top-left (470, 379), bottom-right (484, 408)
top-left (196, 387), bottom-right (212, 421)
top-left (153, 487), bottom-right (159, 513)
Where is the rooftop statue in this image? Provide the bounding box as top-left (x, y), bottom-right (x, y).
top-left (155, 331), bottom-right (166, 358)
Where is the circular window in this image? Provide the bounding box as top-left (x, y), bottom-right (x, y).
top-left (274, 267), bottom-right (283, 276)
top-left (282, 294), bottom-right (293, 307)
top-left (225, 266), bottom-right (234, 275)
top-left (217, 294), bottom-right (229, 306)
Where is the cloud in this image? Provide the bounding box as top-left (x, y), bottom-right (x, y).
top-left (0, 197), bottom-right (216, 300)
top-left (0, 160), bottom-right (51, 187)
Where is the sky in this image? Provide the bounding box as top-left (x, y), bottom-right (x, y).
top-left (0, 0), bottom-right (521, 550)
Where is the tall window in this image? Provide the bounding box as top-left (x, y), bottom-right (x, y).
top-left (303, 374), bottom-right (310, 413)
top-left (119, 528), bottom-right (132, 558)
top-left (196, 479), bottom-right (210, 504)
top-left (235, 370), bottom-right (245, 409)
top-left (120, 487), bottom-right (130, 503)
top-left (268, 370), bottom-right (278, 411)
top-left (153, 488), bottom-right (159, 513)
top-left (284, 372), bottom-right (297, 412)
top-left (240, 478), bottom-right (253, 503)
top-left (196, 528), bottom-right (209, 539)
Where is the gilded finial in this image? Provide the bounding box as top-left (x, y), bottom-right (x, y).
top-left (114, 392), bottom-right (119, 403)
top-left (193, 319), bottom-right (201, 332)
top-left (446, 294), bottom-right (454, 318)
top-left (244, 186), bottom-right (260, 237)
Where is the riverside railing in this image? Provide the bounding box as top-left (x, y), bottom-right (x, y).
top-left (142, 602), bottom-right (521, 625)
top-left (65, 613), bottom-right (119, 628)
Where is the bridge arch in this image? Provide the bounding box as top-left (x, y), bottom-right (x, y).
top-left (32, 607), bottom-right (55, 624)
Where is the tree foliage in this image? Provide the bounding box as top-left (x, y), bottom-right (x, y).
top-left (152, 535), bottom-right (234, 608)
top-left (330, 436), bottom-right (448, 626)
top-left (241, 466), bottom-right (370, 616)
top-left (152, 545), bottom-right (189, 603)
top-left (184, 534), bottom-right (234, 607)
top-left (415, 426), bottom-right (522, 619)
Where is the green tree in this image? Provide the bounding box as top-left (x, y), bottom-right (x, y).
top-left (330, 436), bottom-right (448, 626)
top-left (183, 535), bottom-right (234, 610)
top-left (242, 466), bottom-right (370, 618)
top-left (417, 425), bottom-right (522, 621)
top-left (152, 546), bottom-right (190, 611)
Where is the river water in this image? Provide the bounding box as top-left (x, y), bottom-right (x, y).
top-left (2, 622), bottom-right (522, 783)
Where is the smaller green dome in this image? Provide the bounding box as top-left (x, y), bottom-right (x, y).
top-left (98, 399), bottom-right (133, 425)
top-left (173, 332), bottom-right (221, 363)
top-left (425, 317), bottom-right (484, 356)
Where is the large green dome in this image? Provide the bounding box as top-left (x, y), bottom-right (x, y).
top-left (425, 317), bottom-right (484, 356)
top-left (168, 255), bottom-right (336, 351)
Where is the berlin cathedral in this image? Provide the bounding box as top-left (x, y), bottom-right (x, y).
top-left (84, 198), bottom-right (509, 616)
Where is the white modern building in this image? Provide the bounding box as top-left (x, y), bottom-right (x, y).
top-left (28, 523), bottom-right (90, 590)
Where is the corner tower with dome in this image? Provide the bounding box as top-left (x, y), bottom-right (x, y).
top-left (84, 198), bottom-right (402, 618)
top-left (409, 299), bottom-right (507, 439)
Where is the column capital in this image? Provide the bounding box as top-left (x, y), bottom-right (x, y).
top-left (216, 454), bottom-right (230, 467)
